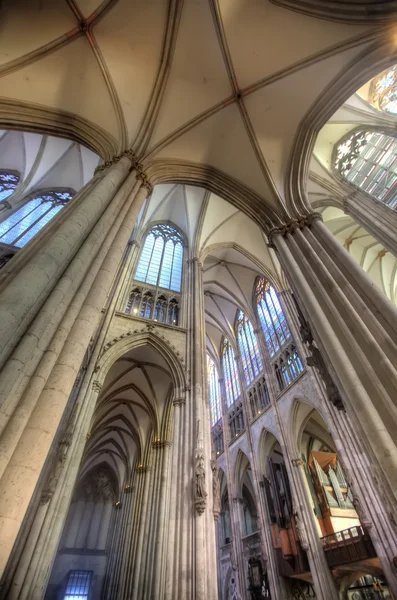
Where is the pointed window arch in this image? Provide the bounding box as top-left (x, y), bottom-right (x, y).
top-left (236, 310), bottom-right (262, 386)
top-left (135, 223), bottom-right (184, 292)
top-left (0, 190), bottom-right (74, 248)
top-left (255, 278), bottom-right (291, 357)
top-left (207, 354), bottom-right (221, 426)
top-left (334, 130), bottom-right (397, 209)
top-left (0, 171), bottom-right (19, 202)
top-left (222, 338), bottom-right (241, 408)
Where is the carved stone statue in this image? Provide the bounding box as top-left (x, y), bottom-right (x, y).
top-left (294, 511), bottom-right (309, 551)
top-left (211, 459), bottom-right (220, 520)
top-left (195, 451), bottom-right (207, 514)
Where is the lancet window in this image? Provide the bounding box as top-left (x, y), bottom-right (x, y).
top-left (0, 171), bottom-right (19, 202)
top-left (255, 277), bottom-right (303, 391)
top-left (135, 223), bottom-right (184, 292)
top-left (236, 310), bottom-right (262, 386)
top-left (64, 570), bottom-right (92, 600)
top-left (0, 190), bottom-right (74, 248)
top-left (126, 223), bottom-right (184, 327)
top-left (207, 354), bottom-right (222, 426)
top-left (221, 338), bottom-right (241, 408)
top-left (334, 130), bottom-right (397, 209)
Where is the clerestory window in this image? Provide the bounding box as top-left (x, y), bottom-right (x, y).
top-left (222, 338), bottom-right (241, 408)
top-left (135, 223), bottom-right (184, 292)
top-left (255, 278), bottom-right (291, 357)
top-left (255, 277), bottom-right (303, 391)
top-left (0, 170), bottom-right (19, 202)
top-left (64, 570), bottom-right (92, 600)
top-left (0, 190), bottom-right (74, 248)
top-left (334, 130), bottom-right (397, 209)
top-left (207, 354), bottom-right (222, 426)
top-left (236, 310), bottom-right (262, 387)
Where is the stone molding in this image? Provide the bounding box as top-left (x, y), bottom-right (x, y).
top-left (152, 440), bottom-right (172, 449)
top-left (92, 380), bottom-right (102, 393)
top-left (173, 397), bottom-right (186, 407)
top-left (267, 213), bottom-right (322, 249)
top-left (291, 458), bottom-right (303, 468)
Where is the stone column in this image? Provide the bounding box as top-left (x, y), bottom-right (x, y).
top-left (271, 214), bottom-right (397, 511)
top-left (189, 257), bottom-right (218, 600)
top-left (0, 177), bottom-right (148, 576)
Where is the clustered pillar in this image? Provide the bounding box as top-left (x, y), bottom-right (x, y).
top-left (0, 153), bottom-right (149, 586)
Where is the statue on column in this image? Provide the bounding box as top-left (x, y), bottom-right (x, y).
top-left (211, 458), bottom-right (221, 520)
top-left (194, 420), bottom-right (207, 514)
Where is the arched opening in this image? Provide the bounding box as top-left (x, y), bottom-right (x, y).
top-left (259, 429), bottom-right (310, 580)
top-left (45, 341), bottom-right (175, 600)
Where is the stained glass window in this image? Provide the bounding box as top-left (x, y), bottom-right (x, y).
top-left (135, 224), bottom-right (184, 292)
top-left (222, 338), bottom-right (241, 408)
top-left (0, 171), bottom-right (19, 202)
top-left (64, 570), bottom-right (92, 600)
top-left (207, 354), bottom-right (222, 426)
top-left (370, 65), bottom-right (397, 114)
top-left (0, 190), bottom-right (73, 248)
top-left (334, 130), bottom-right (397, 209)
top-left (255, 278), bottom-right (291, 357)
top-left (236, 311), bottom-right (263, 386)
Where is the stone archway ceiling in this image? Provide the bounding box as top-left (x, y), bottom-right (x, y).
top-left (0, 0), bottom-right (385, 210)
top-left (0, 129), bottom-right (99, 206)
top-left (82, 345), bottom-right (173, 480)
top-left (308, 71), bottom-right (397, 306)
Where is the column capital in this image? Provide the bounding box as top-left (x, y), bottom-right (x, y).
top-left (173, 397), bottom-right (186, 407)
top-left (267, 213), bottom-right (323, 248)
top-left (291, 458), bottom-right (304, 467)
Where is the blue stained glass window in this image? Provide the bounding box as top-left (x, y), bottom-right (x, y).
top-left (255, 278), bottom-right (291, 357)
top-left (0, 171), bottom-right (19, 202)
top-left (207, 354), bottom-right (222, 426)
top-left (237, 311), bottom-right (263, 386)
top-left (135, 224), bottom-right (184, 292)
top-left (64, 570), bottom-right (92, 600)
top-left (0, 190), bottom-right (73, 248)
top-left (222, 338), bottom-right (241, 408)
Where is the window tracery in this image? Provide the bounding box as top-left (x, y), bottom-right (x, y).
top-left (0, 171), bottom-right (19, 202)
top-left (221, 338), bottom-right (241, 408)
top-left (127, 224), bottom-right (184, 327)
top-left (334, 130), bottom-right (397, 209)
top-left (207, 354), bottom-right (222, 426)
top-left (236, 310), bottom-right (263, 386)
top-left (255, 278), bottom-right (303, 391)
top-left (135, 223), bottom-right (184, 292)
top-left (0, 190), bottom-right (74, 248)
top-left (255, 278), bottom-right (291, 356)
top-left (370, 65), bottom-right (397, 114)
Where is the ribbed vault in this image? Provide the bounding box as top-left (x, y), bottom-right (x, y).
top-left (0, 0), bottom-right (393, 219)
top-left (83, 344), bottom-right (174, 486)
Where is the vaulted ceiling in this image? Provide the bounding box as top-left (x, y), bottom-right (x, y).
top-left (0, 129), bottom-right (99, 206)
top-left (0, 0), bottom-right (392, 216)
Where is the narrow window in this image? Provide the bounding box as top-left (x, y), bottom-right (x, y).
top-left (64, 570), bottom-right (92, 600)
top-left (222, 338), bottom-right (241, 408)
top-left (236, 310), bottom-right (262, 386)
top-left (207, 354), bottom-right (222, 426)
top-left (0, 171), bottom-right (19, 202)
